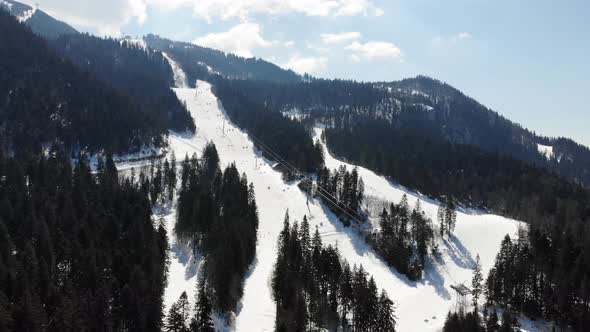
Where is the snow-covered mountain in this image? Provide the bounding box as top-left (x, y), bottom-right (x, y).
top-left (152, 59), bottom-right (545, 331)
top-left (2, 4), bottom-right (586, 330)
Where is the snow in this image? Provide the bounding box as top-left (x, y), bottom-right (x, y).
top-left (197, 61), bottom-right (220, 75)
top-left (163, 52), bottom-right (190, 88)
top-left (0, 1), bottom-right (13, 11)
top-left (536, 143), bottom-right (554, 160)
top-left (411, 89), bottom-right (430, 98)
top-left (159, 57), bottom-right (537, 332)
top-left (157, 204), bottom-right (202, 316)
top-left (78, 145), bottom-right (165, 172)
top-left (412, 103), bottom-right (435, 111)
top-left (315, 128), bottom-right (531, 331)
top-left (282, 107), bottom-right (308, 121)
top-left (159, 78), bottom-right (528, 331)
top-left (121, 37), bottom-right (147, 50)
top-left (17, 8), bottom-right (35, 23)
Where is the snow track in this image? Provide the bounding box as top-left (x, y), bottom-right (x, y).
top-left (161, 81), bottom-right (524, 331)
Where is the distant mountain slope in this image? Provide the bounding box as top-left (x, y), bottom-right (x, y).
top-left (1, 0), bottom-right (77, 38)
top-left (197, 76), bottom-right (589, 187)
top-left (0, 9), bottom-right (164, 155)
top-left (383, 76), bottom-right (590, 186)
top-left (144, 34), bottom-right (301, 85)
top-left (49, 33), bottom-right (195, 133)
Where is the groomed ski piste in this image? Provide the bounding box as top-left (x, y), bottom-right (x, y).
top-left (156, 57), bottom-right (544, 331)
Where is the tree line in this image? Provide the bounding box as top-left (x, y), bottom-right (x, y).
top-left (165, 286), bottom-right (215, 332)
top-left (144, 34), bottom-right (301, 86)
top-left (132, 151), bottom-right (178, 207)
top-left (442, 308), bottom-right (520, 332)
top-left (440, 254), bottom-right (520, 332)
top-left (175, 143), bottom-right (259, 315)
top-left (0, 9), bottom-right (185, 156)
top-left (49, 33), bottom-right (195, 133)
top-left (272, 212), bottom-right (396, 332)
top-left (0, 150), bottom-right (168, 331)
top-left (316, 165), bottom-right (365, 224)
top-left (326, 118), bottom-right (590, 327)
top-left (484, 227), bottom-right (590, 329)
top-left (313, 165), bottom-right (445, 280)
top-left (367, 194), bottom-right (438, 280)
top-left (209, 79), bottom-right (325, 174)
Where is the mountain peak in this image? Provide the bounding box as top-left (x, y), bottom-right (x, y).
top-left (1, 0), bottom-right (77, 38)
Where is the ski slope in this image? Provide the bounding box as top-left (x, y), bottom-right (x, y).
top-left (159, 78), bottom-right (525, 331)
top-left (157, 53), bottom-right (532, 331)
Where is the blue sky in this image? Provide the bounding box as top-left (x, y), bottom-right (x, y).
top-left (28, 0), bottom-right (590, 147)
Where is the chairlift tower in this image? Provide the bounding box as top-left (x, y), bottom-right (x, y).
top-left (450, 283), bottom-right (471, 315)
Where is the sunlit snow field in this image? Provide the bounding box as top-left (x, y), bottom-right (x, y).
top-left (143, 58), bottom-right (536, 331)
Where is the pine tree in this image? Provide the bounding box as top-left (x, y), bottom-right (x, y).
top-left (447, 197), bottom-right (457, 236)
top-left (152, 161), bottom-right (163, 205)
top-left (437, 204), bottom-right (445, 238)
top-left (357, 178), bottom-right (365, 210)
top-left (192, 284), bottom-right (214, 332)
top-left (271, 212), bottom-right (395, 332)
top-left (168, 151), bottom-right (177, 201)
top-left (166, 292), bottom-right (189, 332)
top-left (472, 254), bottom-right (483, 310)
top-left (377, 290), bottom-right (396, 331)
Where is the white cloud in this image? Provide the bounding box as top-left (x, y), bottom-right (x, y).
top-left (346, 40), bottom-right (402, 61)
top-left (193, 22), bottom-right (273, 58)
top-left (431, 32), bottom-right (473, 48)
top-left (320, 32), bottom-right (361, 45)
top-left (22, 0), bottom-right (147, 36)
top-left (148, 0), bottom-right (382, 21)
top-left (456, 32), bottom-right (472, 40)
top-left (284, 40), bottom-right (295, 48)
top-left (350, 54), bottom-right (361, 62)
top-left (22, 0), bottom-right (383, 36)
top-left (283, 55), bottom-right (328, 75)
top-left (335, 0), bottom-right (382, 16)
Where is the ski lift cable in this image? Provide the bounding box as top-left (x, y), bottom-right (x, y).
top-left (247, 133), bottom-right (413, 255)
top-left (246, 132), bottom-right (414, 259)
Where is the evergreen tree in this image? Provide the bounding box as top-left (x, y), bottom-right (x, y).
top-left (176, 144), bottom-right (259, 314)
top-left (271, 212), bottom-right (395, 331)
top-left (437, 204), bottom-right (445, 238)
top-left (192, 284), bottom-right (214, 332)
top-left (0, 153), bottom-right (168, 331)
top-left (472, 254), bottom-right (483, 310)
top-left (168, 151), bottom-right (178, 201)
top-left (166, 292), bottom-right (189, 332)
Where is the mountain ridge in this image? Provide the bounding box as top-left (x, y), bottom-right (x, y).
top-left (0, 0), bottom-right (77, 38)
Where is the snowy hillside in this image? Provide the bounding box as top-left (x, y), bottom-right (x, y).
top-left (537, 143), bottom-right (554, 160)
top-left (152, 61), bottom-right (530, 331)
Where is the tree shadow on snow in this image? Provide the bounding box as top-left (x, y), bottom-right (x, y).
top-left (315, 201), bottom-right (418, 289)
top-left (312, 198), bottom-right (472, 302)
top-left (170, 235), bottom-right (201, 281)
top-left (423, 257), bottom-right (452, 300)
top-left (443, 235), bottom-right (476, 270)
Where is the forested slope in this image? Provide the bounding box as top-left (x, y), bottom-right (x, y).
top-left (144, 34), bottom-right (301, 85)
top-left (1, 0), bottom-right (77, 39)
top-left (0, 151), bottom-right (168, 331)
top-left (49, 34), bottom-right (195, 133)
top-left (0, 9), bottom-right (166, 155)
